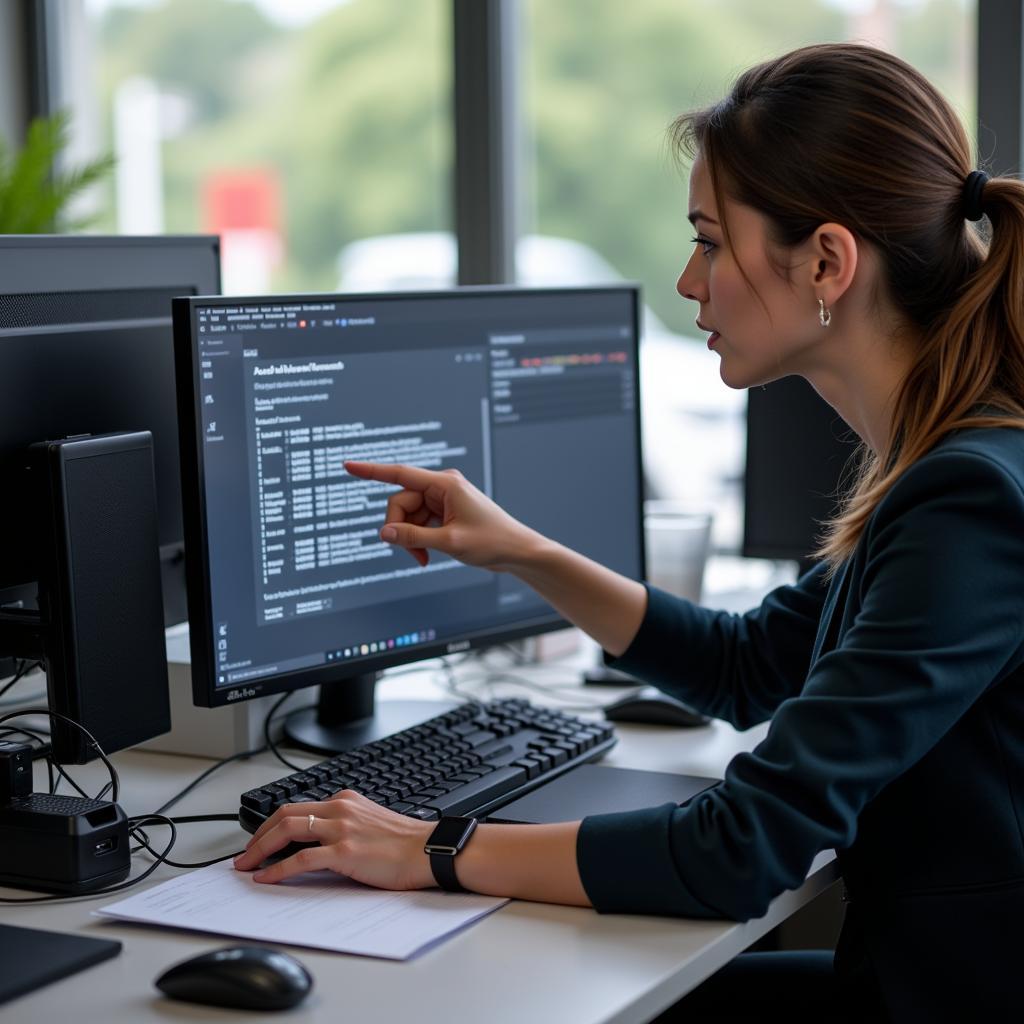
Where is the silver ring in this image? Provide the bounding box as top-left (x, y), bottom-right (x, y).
top-left (307, 813), bottom-right (315, 833)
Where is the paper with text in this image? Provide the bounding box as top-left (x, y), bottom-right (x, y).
top-left (96, 861), bottom-right (508, 960)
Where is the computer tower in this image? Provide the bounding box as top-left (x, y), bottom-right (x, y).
top-left (30, 432), bottom-right (171, 763)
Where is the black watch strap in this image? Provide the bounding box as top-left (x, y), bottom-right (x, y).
top-left (429, 849), bottom-right (468, 893)
top-left (424, 816), bottom-right (478, 893)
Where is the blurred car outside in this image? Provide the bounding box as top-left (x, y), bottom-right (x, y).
top-left (335, 232), bottom-right (746, 550)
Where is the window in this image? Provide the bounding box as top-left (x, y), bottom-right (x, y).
top-left (76, 0), bottom-right (451, 295)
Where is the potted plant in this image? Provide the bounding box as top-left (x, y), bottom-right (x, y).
top-left (0, 110), bottom-right (114, 233)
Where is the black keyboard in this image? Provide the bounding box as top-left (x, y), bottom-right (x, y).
top-left (239, 698), bottom-right (616, 833)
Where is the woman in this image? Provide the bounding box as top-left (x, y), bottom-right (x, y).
top-left (234, 44), bottom-right (1024, 1020)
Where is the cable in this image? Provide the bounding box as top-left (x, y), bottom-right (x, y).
top-left (0, 725), bottom-right (49, 751)
top-left (439, 659), bottom-right (610, 711)
top-left (0, 659), bottom-right (44, 701)
top-left (52, 763), bottom-right (93, 800)
top-left (264, 692), bottom-right (310, 773)
top-left (479, 671), bottom-right (609, 711)
top-left (154, 745), bottom-right (269, 817)
top-left (130, 813), bottom-right (242, 869)
top-left (0, 708), bottom-right (246, 901)
top-left (0, 814), bottom-right (177, 905)
top-left (261, 655), bottom-right (480, 769)
top-left (0, 707), bottom-right (119, 807)
top-left (127, 749), bottom-right (267, 856)
top-left (0, 812), bottom-right (245, 904)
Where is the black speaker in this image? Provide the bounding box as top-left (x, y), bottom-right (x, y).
top-left (30, 432), bottom-right (171, 764)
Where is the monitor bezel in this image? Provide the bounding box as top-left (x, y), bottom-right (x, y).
top-left (173, 285), bottom-right (646, 709)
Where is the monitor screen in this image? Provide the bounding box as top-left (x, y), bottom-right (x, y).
top-left (743, 375), bottom-right (860, 564)
top-left (0, 235), bottom-right (221, 631)
top-left (174, 286), bottom-right (644, 718)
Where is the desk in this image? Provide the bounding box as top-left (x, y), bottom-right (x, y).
top-left (0, 654), bottom-right (837, 1024)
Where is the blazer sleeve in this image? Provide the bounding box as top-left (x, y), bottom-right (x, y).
top-left (579, 448), bottom-right (1024, 920)
top-left (608, 563), bottom-right (830, 729)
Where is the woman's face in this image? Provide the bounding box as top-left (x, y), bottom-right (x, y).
top-left (677, 153), bottom-right (823, 390)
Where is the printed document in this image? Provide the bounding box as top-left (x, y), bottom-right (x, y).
top-left (96, 861), bottom-right (508, 960)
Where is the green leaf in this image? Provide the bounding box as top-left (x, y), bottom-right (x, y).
top-left (0, 110), bottom-right (115, 234)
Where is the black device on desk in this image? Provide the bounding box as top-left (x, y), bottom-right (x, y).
top-left (156, 945), bottom-right (313, 1011)
top-left (0, 923), bottom-right (121, 1006)
top-left (173, 286), bottom-right (649, 828)
top-left (603, 687), bottom-right (710, 727)
top-left (0, 234), bottom-right (220, 630)
top-left (0, 236), bottom-right (219, 892)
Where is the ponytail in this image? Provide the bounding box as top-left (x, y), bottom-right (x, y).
top-left (670, 43), bottom-right (1024, 569)
top-left (817, 177), bottom-right (1024, 566)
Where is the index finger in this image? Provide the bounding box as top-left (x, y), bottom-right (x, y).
top-left (344, 460), bottom-right (449, 492)
top-left (246, 801), bottom-right (323, 847)
top-left (235, 815), bottom-right (314, 870)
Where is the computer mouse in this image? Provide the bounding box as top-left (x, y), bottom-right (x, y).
top-left (155, 945), bottom-right (313, 1011)
top-left (603, 687), bottom-right (711, 727)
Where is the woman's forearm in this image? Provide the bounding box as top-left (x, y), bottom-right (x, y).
top-left (510, 533), bottom-right (648, 657)
top-left (453, 821), bottom-right (591, 906)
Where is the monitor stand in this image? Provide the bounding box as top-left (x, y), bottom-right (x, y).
top-left (281, 672), bottom-right (459, 756)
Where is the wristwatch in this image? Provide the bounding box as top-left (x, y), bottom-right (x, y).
top-left (424, 815), bottom-right (478, 892)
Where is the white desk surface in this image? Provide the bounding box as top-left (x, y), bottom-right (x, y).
top-left (0, 649), bottom-right (836, 1024)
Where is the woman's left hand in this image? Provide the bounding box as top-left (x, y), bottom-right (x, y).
top-left (233, 790), bottom-right (436, 890)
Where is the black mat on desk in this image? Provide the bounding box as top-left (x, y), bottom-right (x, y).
top-left (487, 764), bottom-right (719, 824)
top-left (0, 923), bottom-right (121, 1005)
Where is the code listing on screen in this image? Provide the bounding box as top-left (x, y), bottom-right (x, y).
top-left (190, 291), bottom-right (641, 691)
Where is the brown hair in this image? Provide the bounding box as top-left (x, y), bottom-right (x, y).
top-left (670, 43), bottom-right (1024, 567)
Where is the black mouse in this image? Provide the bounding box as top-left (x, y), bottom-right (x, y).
top-left (155, 945), bottom-right (313, 1011)
top-left (603, 687), bottom-right (711, 727)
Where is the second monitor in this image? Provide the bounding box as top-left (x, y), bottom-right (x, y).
top-left (174, 286), bottom-right (644, 752)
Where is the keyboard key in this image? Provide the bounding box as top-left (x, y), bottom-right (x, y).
top-left (476, 738), bottom-right (514, 759)
top-left (552, 739), bottom-right (582, 757)
top-left (405, 794), bottom-right (436, 807)
top-left (241, 789), bottom-right (273, 815)
top-left (429, 766), bottom-right (528, 816)
top-left (461, 730), bottom-right (498, 747)
top-left (407, 807), bottom-right (440, 821)
top-left (511, 758), bottom-right (541, 781)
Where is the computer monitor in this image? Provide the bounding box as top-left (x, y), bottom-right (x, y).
top-left (0, 235), bottom-right (221, 643)
top-left (173, 286), bottom-right (644, 753)
top-left (743, 375), bottom-right (861, 567)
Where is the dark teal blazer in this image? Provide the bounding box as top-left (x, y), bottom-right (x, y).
top-left (578, 427), bottom-right (1024, 1019)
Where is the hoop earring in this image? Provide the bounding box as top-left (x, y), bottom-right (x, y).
top-left (818, 298), bottom-right (832, 328)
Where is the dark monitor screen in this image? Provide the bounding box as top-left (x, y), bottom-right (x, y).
top-left (174, 286), bottom-right (644, 725)
top-left (743, 375), bottom-right (860, 564)
top-left (0, 235), bottom-right (220, 629)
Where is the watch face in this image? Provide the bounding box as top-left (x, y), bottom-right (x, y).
top-left (425, 816), bottom-right (477, 853)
